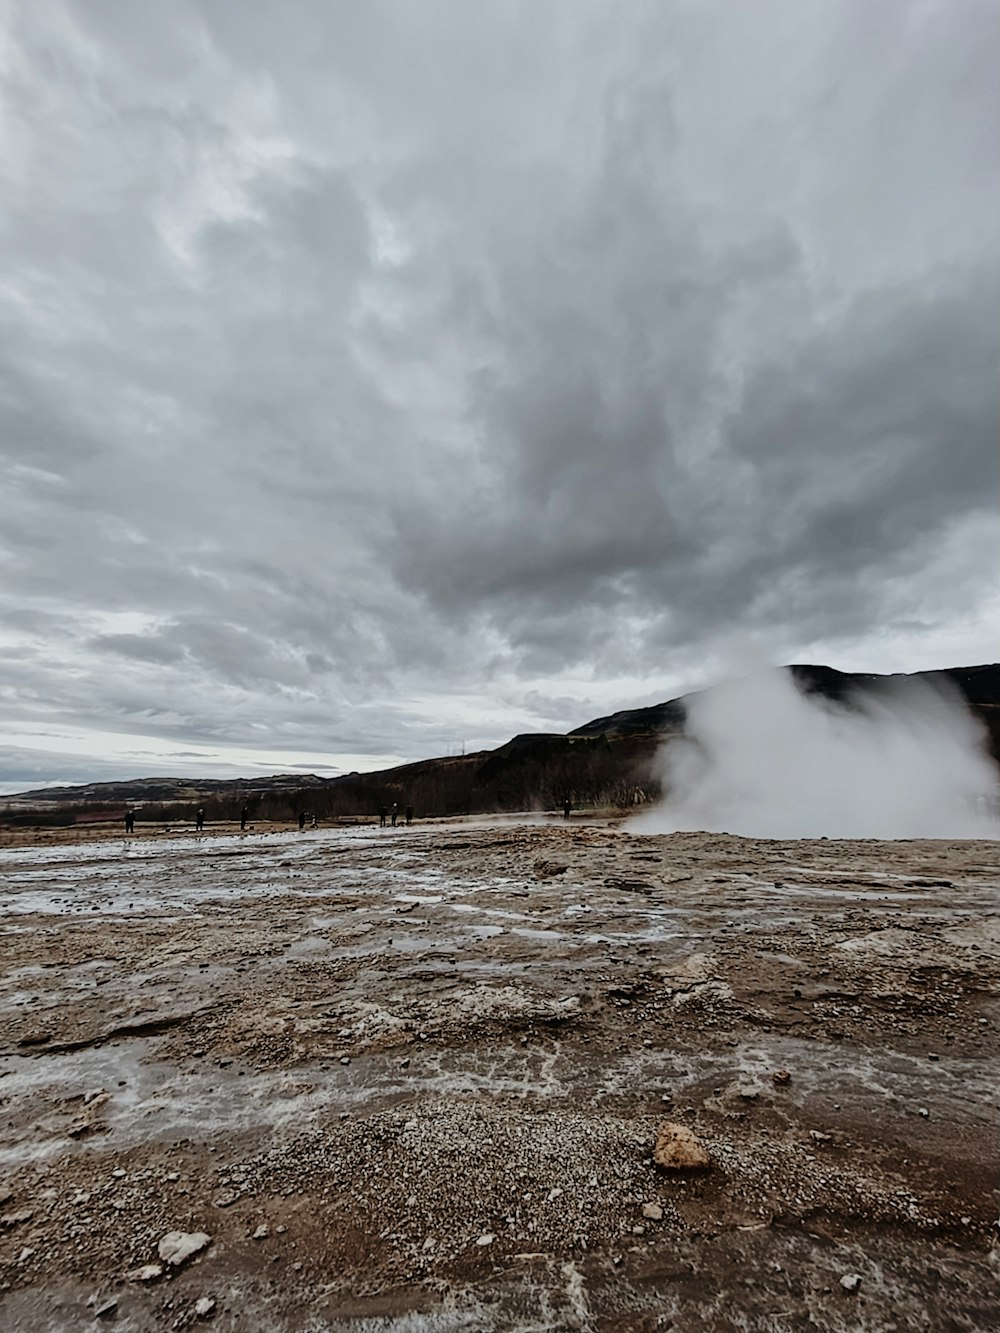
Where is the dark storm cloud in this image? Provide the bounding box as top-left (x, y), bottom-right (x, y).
top-left (379, 26), bottom-right (998, 669)
top-left (0, 0), bottom-right (996, 787)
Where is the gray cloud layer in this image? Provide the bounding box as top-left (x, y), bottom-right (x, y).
top-left (1, 0), bottom-right (996, 788)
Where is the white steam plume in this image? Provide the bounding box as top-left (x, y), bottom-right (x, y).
top-left (631, 667), bottom-right (999, 840)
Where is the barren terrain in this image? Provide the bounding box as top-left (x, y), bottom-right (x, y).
top-left (1, 818), bottom-right (997, 1331)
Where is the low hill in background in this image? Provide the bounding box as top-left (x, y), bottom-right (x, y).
top-left (3, 663), bottom-right (998, 827)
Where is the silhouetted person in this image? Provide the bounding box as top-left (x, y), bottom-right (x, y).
top-left (240, 805), bottom-right (248, 831)
top-left (196, 808), bottom-right (204, 832)
top-left (378, 805), bottom-right (387, 827)
top-left (563, 798), bottom-right (572, 820)
top-left (390, 802), bottom-right (398, 828)
top-left (124, 810), bottom-right (135, 835)
top-left (298, 811), bottom-right (306, 831)
top-left (405, 805), bottom-right (413, 826)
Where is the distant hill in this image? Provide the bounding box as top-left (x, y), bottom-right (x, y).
top-left (9, 772), bottom-right (329, 806)
top-left (4, 663), bottom-right (997, 824)
top-left (570, 663), bottom-right (1000, 740)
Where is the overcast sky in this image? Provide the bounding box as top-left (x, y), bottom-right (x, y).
top-left (1, 0), bottom-right (997, 792)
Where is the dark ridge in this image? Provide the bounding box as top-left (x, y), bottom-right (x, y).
top-left (569, 663), bottom-right (1000, 737)
top-left (3, 663), bottom-right (997, 821)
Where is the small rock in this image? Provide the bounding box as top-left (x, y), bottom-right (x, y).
top-left (772, 1070), bottom-right (791, 1085)
top-left (809, 1130), bottom-right (833, 1144)
top-left (94, 1298), bottom-right (118, 1319)
top-left (475, 1234), bottom-right (495, 1246)
top-left (126, 1264), bottom-right (163, 1283)
top-left (928, 1053), bottom-right (939, 1061)
top-left (251, 1224), bottom-right (270, 1240)
top-left (641, 1202), bottom-right (663, 1221)
top-left (158, 1230), bottom-right (212, 1267)
top-left (211, 1190), bottom-right (240, 1208)
top-left (738, 1087), bottom-right (760, 1101)
top-left (653, 1122), bottom-right (711, 1171)
top-left (917, 1107), bottom-right (930, 1119)
top-left (1, 1210), bottom-right (33, 1229)
top-left (339, 1056), bottom-right (350, 1066)
top-left (547, 1187), bottom-right (563, 1202)
top-left (18, 1247), bottom-right (34, 1262)
top-left (400, 1058), bottom-right (410, 1069)
top-left (840, 1273), bottom-right (862, 1292)
top-left (111, 1168), bottom-right (127, 1179)
top-left (194, 1296), bottom-right (216, 1319)
top-left (960, 1215), bottom-right (972, 1225)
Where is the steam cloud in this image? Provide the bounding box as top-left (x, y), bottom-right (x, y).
top-left (632, 668), bottom-right (1000, 840)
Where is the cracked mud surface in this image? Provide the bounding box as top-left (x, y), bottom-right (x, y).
top-left (1, 819), bottom-right (998, 1331)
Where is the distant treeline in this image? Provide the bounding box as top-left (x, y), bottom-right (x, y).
top-left (5, 733), bottom-right (663, 826)
top-left (176, 734), bottom-right (660, 823)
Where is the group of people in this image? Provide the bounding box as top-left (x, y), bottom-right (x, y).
top-left (378, 802), bottom-right (413, 827)
top-left (124, 806), bottom-right (320, 835)
top-left (125, 796), bottom-right (574, 837)
top-left (123, 798), bottom-right (578, 835)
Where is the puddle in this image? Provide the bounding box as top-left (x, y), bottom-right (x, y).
top-left (8, 1025), bottom-right (992, 1169)
top-left (0, 832), bottom-right (524, 919)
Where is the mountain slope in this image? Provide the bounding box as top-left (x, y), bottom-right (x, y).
top-left (570, 663), bottom-right (1000, 739)
top-left (4, 663), bottom-right (997, 820)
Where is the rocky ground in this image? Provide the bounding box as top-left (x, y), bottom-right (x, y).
top-left (0, 817), bottom-right (997, 1332)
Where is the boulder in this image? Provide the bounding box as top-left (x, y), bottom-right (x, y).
top-left (653, 1122), bottom-right (711, 1171)
top-left (158, 1230), bottom-right (211, 1267)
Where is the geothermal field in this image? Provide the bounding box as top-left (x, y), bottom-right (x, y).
top-left (0, 818), bottom-right (997, 1332)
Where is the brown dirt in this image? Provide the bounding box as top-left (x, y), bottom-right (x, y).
top-left (0, 818), bottom-right (997, 1331)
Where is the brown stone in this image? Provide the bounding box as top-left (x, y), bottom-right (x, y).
top-left (653, 1122), bottom-right (711, 1171)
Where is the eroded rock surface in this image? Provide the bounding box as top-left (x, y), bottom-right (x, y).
top-left (0, 818), bottom-right (996, 1331)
